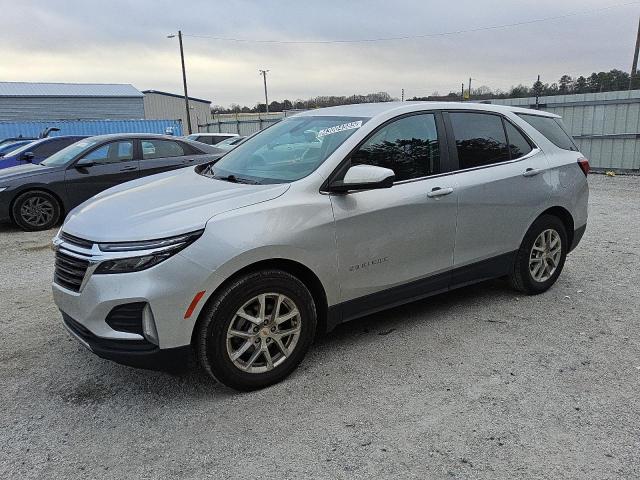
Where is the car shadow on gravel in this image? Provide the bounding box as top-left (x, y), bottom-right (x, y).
top-left (56, 277), bottom-right (512, 399)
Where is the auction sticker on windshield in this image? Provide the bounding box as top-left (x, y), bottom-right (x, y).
top-left (317, 121), bottom-right (363, 138)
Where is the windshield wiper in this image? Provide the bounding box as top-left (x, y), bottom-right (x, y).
top-left (212, 174), bottom-right (260, 185)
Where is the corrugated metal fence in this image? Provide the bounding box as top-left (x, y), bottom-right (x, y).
top-left (202, 111), bottom-right (302, 136)
top-left (489, 90), bottom-right (640, 171)
top-left (0, 119), bottom-right (183, 141)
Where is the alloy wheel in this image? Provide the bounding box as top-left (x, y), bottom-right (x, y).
top-left (226, 293), bottom-right (301, 374)
top-left (529, 228), bottom-right (562, 282)
top-left (20, 195), bottom-right (55, 227)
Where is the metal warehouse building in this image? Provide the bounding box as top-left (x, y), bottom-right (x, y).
top-left (143, 90), bottom-right (212, 134)
top-left (0, 82), bottom-right (145, 121)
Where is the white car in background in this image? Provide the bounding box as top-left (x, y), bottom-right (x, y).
top-left (186, 133), bottom-right (239, 145)
top-left (215, 136), bottom-right (247, 151)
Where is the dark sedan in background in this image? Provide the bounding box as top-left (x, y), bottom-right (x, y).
top-left (0, 136), bottom-right (88, 169)
top-left (0, 134), bottom-right (223, 231)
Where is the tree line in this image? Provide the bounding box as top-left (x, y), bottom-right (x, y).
top-left (410, 69), bottom-right (635, 101)
top-left (212, 92), bottom-right (394, 114)
top-left (211, 69), bottom-right (636, 113)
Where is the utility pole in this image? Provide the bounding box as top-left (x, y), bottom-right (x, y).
top-left (401, 88), bottom-right (404, 101)
top-left (468, 77), bottom-right (472, 100)
top-left (259, 69), bottom-right (270, 113)
top-left (630, 16), bottom-right (640, 90)
top-left (461, 83), bottom-right (465, 100)
top-left (167, 31), bottom-right (192, 135)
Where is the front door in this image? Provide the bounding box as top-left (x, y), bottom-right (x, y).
top-left (64, 140), bottom-right (140, 207)
top-left (330, 112), bottom-right (458, 319)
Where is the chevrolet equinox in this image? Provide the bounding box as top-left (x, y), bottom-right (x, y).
top-left (52, 102), bottom-right (589, 391)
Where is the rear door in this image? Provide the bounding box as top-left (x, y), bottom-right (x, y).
top-left (331, 112), bottom-right (458, 317)
top-left (64, 140), bottom-right (140, 206)
top-left (444, 111), bottom-right (550, 280)
top-left (139, 138), bottom-right (202, 177)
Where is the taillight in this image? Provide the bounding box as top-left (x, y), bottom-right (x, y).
top-left (577, 157), bottom-right (590, 176)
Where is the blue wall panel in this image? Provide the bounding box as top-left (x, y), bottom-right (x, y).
top-left (0, 119), bottom-right (183, 141)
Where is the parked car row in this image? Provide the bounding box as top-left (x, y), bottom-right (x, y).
top-left (49, 102), bottom-right (589, 391)
top-left (0, 134), bottom-right (224, 231)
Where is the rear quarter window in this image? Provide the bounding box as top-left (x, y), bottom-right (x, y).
top-left (518, 114), bottom-right (578, 151)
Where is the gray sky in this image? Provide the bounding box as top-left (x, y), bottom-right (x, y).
top-left (1, 0), bottom-right (638, 107)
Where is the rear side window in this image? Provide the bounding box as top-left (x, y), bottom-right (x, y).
top-left (504, 121), bottom-right (533, 159)
top-left (518, 114), bottom-right (577, 151)
top-left (351, 113), bottom-right (440, 181)
top-left (449, 112), bottom-right (509, 169)
top-left (195, 136), bottom-right (214, 145)
top-left (141, 140), bottom-right (186, 159)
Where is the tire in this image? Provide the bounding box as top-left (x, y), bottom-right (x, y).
top-left (12, 190), bottom-right (62, 232)
top-left (195, 269), bottom-right (317, 391)
top-left (509, 214), bottom-right (568, 295)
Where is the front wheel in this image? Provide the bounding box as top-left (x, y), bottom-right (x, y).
top-left (12, 190), bottom-right (62, 231)
top-left (509, 215), bottom-right (568, 295)
top-left (195, 270), bottom-right (317, 391)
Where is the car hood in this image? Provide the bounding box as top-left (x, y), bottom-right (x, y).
top-left (0, 162), bottom-right (60, 181)
top-left (63, 167), bottom-right (290, 242)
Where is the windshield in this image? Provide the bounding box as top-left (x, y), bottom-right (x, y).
top-left (0, 141), bottom-right (32, 155)
top-left (40, 139), bottom-right (99, 166)
top-left (3, 140), bottom-right (39, 157)
top-left (205, 116), bottom-right (367, 184)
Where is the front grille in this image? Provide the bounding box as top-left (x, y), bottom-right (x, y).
top-left (54, 251), bottom-right (90, 292)
top-left (106, 302), bottom-right (146, 335)
top-left (60, 232), bottom-right (94, 250)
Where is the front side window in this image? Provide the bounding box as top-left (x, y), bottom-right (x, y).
top-left (518, 114), bottom-right (577, 151)
top-left (81, 141), bottom-right (134, 164)
top-left (350, 113), bottom-right (440, 182)
top-left (450, 112), bottom-right (510, 169)
top-left (141, 140), bottom-right (185, 159)
top-left (207, 116), bottom-right (367, 184)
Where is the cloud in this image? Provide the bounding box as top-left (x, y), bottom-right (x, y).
top-left (0, 0), bottom-right (637, 106)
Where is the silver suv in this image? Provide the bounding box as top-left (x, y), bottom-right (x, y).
top-left (52, 102), bottom-right (589, 391)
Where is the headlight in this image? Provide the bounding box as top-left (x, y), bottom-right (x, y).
top-left (0, 187), bottom-right (8, 192)
top-left (94, 229), bottom-right (203, 274)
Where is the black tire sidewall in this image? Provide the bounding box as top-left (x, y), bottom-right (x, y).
top-left (12, 190), bottom-right (61, 231)
top-left (516, 215), bottom-right (568, 294)
top-left (197, 270), bottom-right (317, 391)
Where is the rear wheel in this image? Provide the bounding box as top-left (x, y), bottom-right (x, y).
top-left (509, 215), bottom-right (568, 294)
top-left (195, 269), bottom-right (317, 391)
top-left (12, 190), bottom-right (62, 231)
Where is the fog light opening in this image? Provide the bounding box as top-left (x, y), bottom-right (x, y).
top-left (142, 304), bottom-right (159, 345)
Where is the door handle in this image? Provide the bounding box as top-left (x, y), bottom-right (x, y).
top-left (120, 165), bottom-right (137, 172)
top-left (427, 187), bottom-right (454, 198)
top-left (522, 168), bottom-right (541, 177)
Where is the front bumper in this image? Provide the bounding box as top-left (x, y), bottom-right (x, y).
top-left (52, 234), bottom-right (214, 362)
top-left (61, 311), bottom-right (191, 370)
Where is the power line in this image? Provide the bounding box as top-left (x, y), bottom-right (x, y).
top-left (182, 2), bottom-right (639, 45)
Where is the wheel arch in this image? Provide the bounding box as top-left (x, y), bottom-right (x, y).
top-left (9, 186), bottom-right (66, 224)
top-left (535, 206), bottom-right (575, 247)
top-left (191, 258), bottom-right (330, 346)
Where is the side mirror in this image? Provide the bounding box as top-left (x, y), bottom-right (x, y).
top-left (22, 152), bottom-right (35, 163)
top-left (75, 158), bottom-right (96, 168)
top-left (328, 164), bottom-right (395, 193)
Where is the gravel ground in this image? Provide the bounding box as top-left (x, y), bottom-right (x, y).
top-left (1, 174), bottom-right (639, 479)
